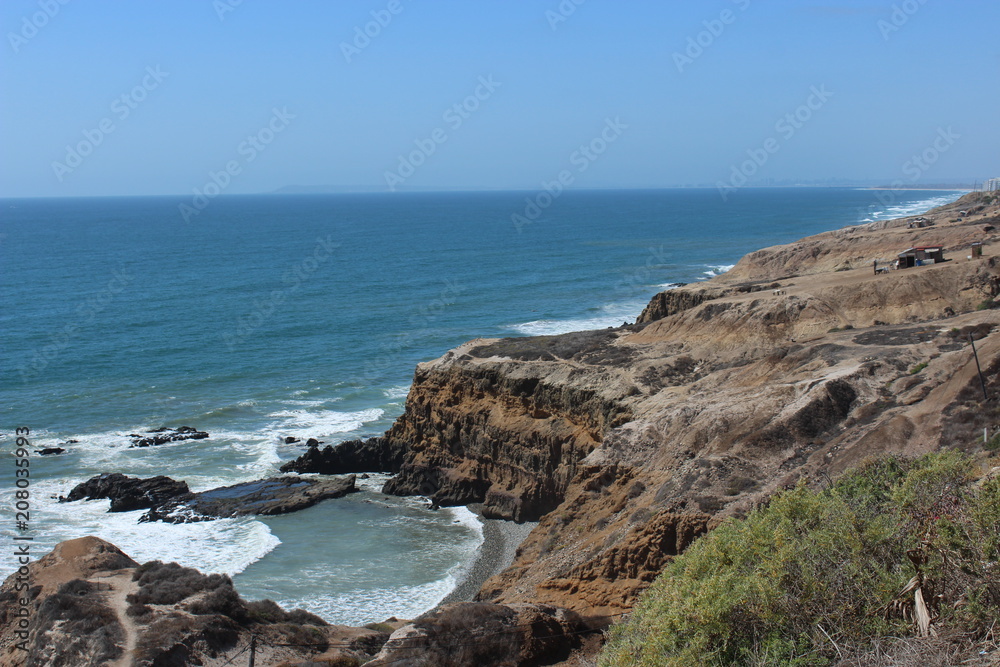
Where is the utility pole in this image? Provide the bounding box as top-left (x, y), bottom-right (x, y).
top-left (970, 333), bottom-right (988, 401)
top-left (248, 635), bottom-right (256, 667)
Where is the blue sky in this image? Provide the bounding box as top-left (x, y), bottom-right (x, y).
top-left (1, 0), bottom-right (997, 197)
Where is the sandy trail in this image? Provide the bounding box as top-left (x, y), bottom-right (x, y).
top-left (96, 571), bottom-right (138, 667)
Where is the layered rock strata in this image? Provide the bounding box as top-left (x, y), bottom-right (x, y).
top-left (284, 192), bottom-right (1000, 621)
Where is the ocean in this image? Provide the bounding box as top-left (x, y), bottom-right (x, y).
top-left (0, 187), bottom-right (962, 625)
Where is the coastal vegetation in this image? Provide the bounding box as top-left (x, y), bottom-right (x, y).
top-left (599, 452), bottom-right (1000, 667)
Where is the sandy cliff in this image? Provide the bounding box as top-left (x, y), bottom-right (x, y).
top-left (9, 193), bottom-right (998, 666)
top-left (288, 192), bottom-right (1000, 623)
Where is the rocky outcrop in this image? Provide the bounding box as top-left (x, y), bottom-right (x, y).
top-left (636, 286), bottom-right (716, 323)
top-left (128, 426), bottom-right (209, 448)
top-left (63, 473), bottom-right (191, 512)
top-left (379, 358), bottom-right (635, 522)
top-left (365, 602), bottom-right (594, 667)
top-left (61, 473), bottom-right (357, 523)
top-left (0, 538), bottom-right (387, 667)
top-left (280, 436), bottom-right (405, 475)
top-left (141, 475), bottom-right (357, 523)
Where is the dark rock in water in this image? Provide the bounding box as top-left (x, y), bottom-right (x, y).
top-left (280, 437), bottom-right (405, 475)
top-left (36, 447), bottom-right (66, 456)
top-left (129, 426), bottom-right (209, 448)
top-left (306, 438), bottom-right (322, 447)
top-left (284, 436), bottom-right (299, 444)
top-left (64, 439), bottom-right (79, 444)
top-left (63, 473), bottom-right (191, 513)
top-left (140, 475), bottom-right (357, 524)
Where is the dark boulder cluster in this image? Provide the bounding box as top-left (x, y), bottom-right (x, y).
top-left (61, 473), bottom-right (190, 512)
top-left (128, 426), bottom-right (209, 448)
top-left (280, 436), bottom-right (405, 475)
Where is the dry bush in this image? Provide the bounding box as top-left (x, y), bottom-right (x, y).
top-left (27, 579), bottom-right (123, 667)
top-left (129, 560), bottom-right (231, 606)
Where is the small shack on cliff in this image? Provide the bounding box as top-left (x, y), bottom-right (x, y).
top-left (897, 245), bottom-right (944, 268)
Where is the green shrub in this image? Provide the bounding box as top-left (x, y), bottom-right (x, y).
top-left (986, 431), bottom-right (1000, 451)
top-left (909, 362), bottom-right (928, 374)
top-left (599, 453), bottom-right (1000, 667)
top-left (977, 298), bottom-right (995, 311)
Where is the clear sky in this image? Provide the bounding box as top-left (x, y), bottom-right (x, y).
top-left (1, 0), bottom-right (997, 197)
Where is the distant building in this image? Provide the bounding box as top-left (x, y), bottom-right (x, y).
top-left (897, 246), bottom-right (945, 268)
top-left (983, 177), bottom-right (1000, 192)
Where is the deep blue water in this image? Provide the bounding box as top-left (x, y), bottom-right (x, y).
top-left (0, 188), bottom-right (961, 623)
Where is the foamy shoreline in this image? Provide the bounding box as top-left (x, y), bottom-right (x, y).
top-left (439, 504), bottom-right (536, 606)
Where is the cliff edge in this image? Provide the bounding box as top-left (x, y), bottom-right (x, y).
top-left (286, 192), bottom-right (1000, 622)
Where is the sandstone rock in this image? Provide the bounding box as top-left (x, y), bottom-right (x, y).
top-left (0, 537), bottom-right (385, 667)
top-left (364, 602), bottom-right (592, 667)
top-left (636, 285), bottom-right (715, 323)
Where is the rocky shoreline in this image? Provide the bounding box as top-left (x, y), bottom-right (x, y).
top-left (7, 191), bottom-right (999, 666)
top-left (440, 504), bottom-right (537, 606)
top-left (279, 190), bottom-right (999, 627)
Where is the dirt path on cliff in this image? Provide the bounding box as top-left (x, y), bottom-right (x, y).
top-left (95, 571), bottom-right (138, 667)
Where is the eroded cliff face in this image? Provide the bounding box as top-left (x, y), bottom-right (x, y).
top-left (381, 347), bottom-right (636, 521)
top-left (284, 192), bottom-right (1000, 621)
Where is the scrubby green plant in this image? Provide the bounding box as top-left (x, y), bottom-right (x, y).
top-left (599, 453), bottom-right (1000, 667)
top-left (909, 362), bottom-right (928, 374)
top-left (986, 431), bottom-right (1000, 451)
top-left (977, 298), bottom-right (995, 311)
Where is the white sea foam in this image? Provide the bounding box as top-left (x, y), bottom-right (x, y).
top-left (264, 407), bottom-right (385, 440)
top-left (507, 301), bottom-right (646, 336)
top-left (272, 575), bottom-right (462, 626)
top-left (266, 506), bottom-right (483, 625)
top-left (0, 478), bottom-right (279, 577)
top-left (383, 385), bottom-right (411, 400)
top-left (701, 263), bottom-right (735, 278)
top-left (859, 192), bottom-right (964, 223)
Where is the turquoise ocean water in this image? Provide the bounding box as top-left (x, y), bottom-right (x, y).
top-left (0, 188), bottom-right (961, 624)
